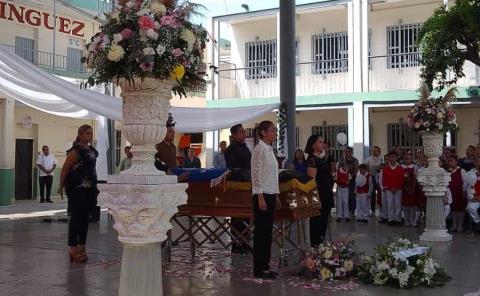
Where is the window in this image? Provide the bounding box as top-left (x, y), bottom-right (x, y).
top-left (311, 31), bottom-right (348, 74)
top-left (67, 47), bottom-right (84, 73)
top-left (245, 39), bottom-right (277, 79)
top-left (115, 130), bottom-right (122, 166)
top-left (387, 123), bottom-right (456, 153)
top-left (387, 23), bottom-right (422, 68)
top-left (15, 37), bottom-right (35, 64)
top-left (311, 124), bottom-right (348, 162)
top-left (190, 133), bottom-right (204, 143)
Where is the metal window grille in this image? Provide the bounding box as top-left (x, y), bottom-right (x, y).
top-left (245, 39), bottom-right (277, 80)
top-left (295, 39), bottom-right (300, 76)
top-left (311, 31), bottom-right (348, 75)
top-left (296, 126), bottom-right (300, 148)
top-left (311, 124), bottom-right (348, 162)
top-left (387, 23), bottom-right (422, 69)
top-left (15, 37), bottom-right (35, 64)
top-left (387, 123), bottom-right (456, 153)
top-left (67, 47), bottom-right (84, 73)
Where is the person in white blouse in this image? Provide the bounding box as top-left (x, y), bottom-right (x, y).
top-left (36, 145), bottom-right (57, 203)
top-left (251, 120), bottom-right (280, 279)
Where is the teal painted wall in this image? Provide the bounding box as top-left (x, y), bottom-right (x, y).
top-left (0, 169), bottom-right (14, 206)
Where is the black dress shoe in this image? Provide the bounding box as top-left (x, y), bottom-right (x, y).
top-left (336, 218), bottom-right (341, 222)
top-left (40, 200), bottom-right (45, 203)
top-left (345, 218), bottom-right (350, 223)
top-left (254, 271), bottom-right (277, 279)
top-left (46, 200), bottom-right (53, 203)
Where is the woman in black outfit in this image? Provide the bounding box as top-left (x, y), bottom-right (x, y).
top-left (59, 125), bottom-right (98, 263)
top-left (305, 135), bottom-right (335, 247)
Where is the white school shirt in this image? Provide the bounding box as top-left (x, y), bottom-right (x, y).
top-left (251, 139), bottom-right (279, 195)
top-left (36, 153), bottom-right (57, 177)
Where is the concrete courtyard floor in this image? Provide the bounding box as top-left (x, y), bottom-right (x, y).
top-left (0, 203), bottom-right (479, 296)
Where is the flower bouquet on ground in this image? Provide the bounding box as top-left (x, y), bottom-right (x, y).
top-left (356, 238), bottom-right (450, 288)
top-left (299, 241), bottom-right (357, 281)
top-left (82, 0), bottom-right (208, 96)
top-left (407, 84), bottom-right (458, 134)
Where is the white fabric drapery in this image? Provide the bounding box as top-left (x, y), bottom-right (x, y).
top-left (0, 45), bottom-right (279, 133)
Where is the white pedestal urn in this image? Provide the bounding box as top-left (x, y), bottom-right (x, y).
top-left (417, 132), bottom-right (452, 242)
top-left (98, 77), bottom-right (188, 296)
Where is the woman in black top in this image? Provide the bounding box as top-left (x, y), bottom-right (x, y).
top-left (59, 125), bottom-right (98, 263)
top-left (305, 135), bottom-right (335, 247)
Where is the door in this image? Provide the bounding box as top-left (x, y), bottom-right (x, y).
top-left (15, 139), bottom-right (33, 200)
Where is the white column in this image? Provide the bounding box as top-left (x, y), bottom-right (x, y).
top-left (347, 2), bottom-right (355, 92)
top-left (363, 104), bottom-right (370, 160)
top-left (352, 101), bottom-right (364, 162)
top-left (353, 0), bottom-right (362, 92)
top-left (0, 97), bottom-right (15, 206)
top-left (361, 0), bottom-right (369, 92)
top-left (347, 106), bottom-right (354, 148)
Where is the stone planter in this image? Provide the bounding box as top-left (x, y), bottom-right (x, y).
top-left (98, 78), bottom-right (187, 296)
top-left (417, 132), bottom-right (452, 242)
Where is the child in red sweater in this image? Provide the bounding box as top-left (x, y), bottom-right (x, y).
top-left (356, 164), bottom-right (372, 223)
top-left (382, 150), bottom-right (405, 225)
top-left (402, 153), bottom-right (417, 227)
top-left (335, 161), bottom-right (351, 222)
top-left (448, 155), bottom-right (467, 232)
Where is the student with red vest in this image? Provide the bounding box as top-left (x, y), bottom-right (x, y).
top-left (335, 161), bottom-right (351, 222)
top-left (355, 164), bottom-right (372, 223)
top-left (402, 153), bottom-right (417, 227)
top-left (382, 150), bottom-right (405, 225)
top-left (448, 155), bottom-right (467, 232)
top-left (466, 157), bottom-right (480, 225)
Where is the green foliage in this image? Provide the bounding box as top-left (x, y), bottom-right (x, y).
top-left (418, 0), bottom-right (480, 90)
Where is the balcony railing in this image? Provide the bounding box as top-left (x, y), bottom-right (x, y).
top-left (2, 44), bottom-right (87, 76)
top-left (217, 59), bottom-right (349, 100)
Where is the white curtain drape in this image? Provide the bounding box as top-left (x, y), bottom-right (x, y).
top-left (0, 45), bottom-right (279, 133)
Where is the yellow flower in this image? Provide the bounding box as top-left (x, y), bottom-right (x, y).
top-left (151, 2), bottom-right (167, 16)
top-left (320, 267), bottom-right (332, 280)
top-left (170, 64), bottom-right (185, 80)
top-left (343, 260), bottom-right (354, 271)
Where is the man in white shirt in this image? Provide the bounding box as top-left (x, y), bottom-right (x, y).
top-left (36, 145), bottom-right (57, 203)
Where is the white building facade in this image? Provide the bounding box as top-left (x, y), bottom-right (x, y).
top-left (208, 0), bottom-right (480, 164)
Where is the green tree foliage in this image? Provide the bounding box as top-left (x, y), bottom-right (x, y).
top-left (418, 0), bottom-right (480, 90)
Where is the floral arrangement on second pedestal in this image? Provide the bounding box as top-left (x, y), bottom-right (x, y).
top-left (356, 238), bottom-right (450, 288)
top-left (407, 84), bottom-right (458, 134)
top-left (82, 0), bottom-right (208, 97)
top-left (299, 241), bottom-right (357, 281)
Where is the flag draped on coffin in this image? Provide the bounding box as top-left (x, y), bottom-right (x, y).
top-left (0, 45), bottom-right (278, 180)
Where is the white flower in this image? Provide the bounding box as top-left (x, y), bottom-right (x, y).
top-left (398, 272), bottom-right (410, 287)
top-left (107, 45), bottom-right (125, 62)
top-left (146, 28), bottom-right (158, 40)
top-left (376, 261), bottom-right (390, 271)
top-left (181, 29), bottom-right (196, 51)
top-left (388, 268), bottom-right (398, 278)
top-left (415, 122), bottom-right (421, 129)
top-left (125, 0), bottom-right (136, 8)
top-left (406, 265), bottom-right (415, 275)
top-left (423, 121), bottom-right (430, 127)
top-left (113, 33), bottom-right (123, 44)
top-left (156, 44), bottom-right (166, 56)
top-left (151, 2), bottom-right (167, 16)
top-left (437, 123), bottom-right (443, 130)
top-left (143, 47), bottom-right (155, 56)
top-left (437, 112), bottom-right (444, 119)
top-left (139, 30), bottom-right (147, 42)
top-left (101, 35), bottom-right (110, 49)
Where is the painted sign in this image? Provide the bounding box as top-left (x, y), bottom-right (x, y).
top-left (0, 1), bottom-right (85, 37)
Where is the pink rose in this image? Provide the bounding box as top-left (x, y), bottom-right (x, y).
top-left (138, 16), bottom-right (155, 30)
top-left (160, 15), bottom-right (181, 28)
top-left (120, 28), bottom-right (133, 40)
top-left (171, 48), bottom-right (184, 57)
top-left (139, 62), bottom-right (154, 72)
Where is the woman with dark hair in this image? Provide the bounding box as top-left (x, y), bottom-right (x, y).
top-left (183, 147), bottom-right (201, 168)
top-left (460, 145), bottom-right (476, 172)
top-left (305, 134), bottom-right (335, 247)
top-left (291, 149), bottom-right (307, 174)
top-left (251, 120), bottom-right (280, 279)
top-left (58, 125), bottom-right (98, 263)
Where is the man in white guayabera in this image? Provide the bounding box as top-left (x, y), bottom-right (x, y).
top-left (36, 145), bottom-right (57, 203)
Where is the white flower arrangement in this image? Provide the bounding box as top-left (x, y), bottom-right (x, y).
top-left (356, 238), bottom-right (450, 288)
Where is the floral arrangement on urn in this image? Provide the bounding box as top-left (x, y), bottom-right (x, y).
top-left (82, 0), bottom-right (208, 97)
top-left (407, 84), bottom-right (458, 134)
top-left (299, 241), bottom-right (357, 281)
top-left (356, 238), bottom-right (450, 288)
